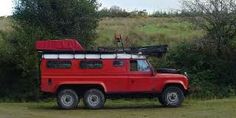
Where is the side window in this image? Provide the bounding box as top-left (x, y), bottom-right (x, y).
top-left (113, 60), bottom-right (124, 67)
top-left (80, 60), bottom-right (103, 69)
top-left (130, 60), bottom-right (150, 72)
top-left (47, 60), bottom-right (72, 69)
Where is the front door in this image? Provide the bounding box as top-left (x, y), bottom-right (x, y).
top-left (128, 59), bottom-right (154, 92)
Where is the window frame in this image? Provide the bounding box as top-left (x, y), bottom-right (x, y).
top-left (46, 60), bottom-right (72, 69)
top-left (79, 60), bottom-right (103, 69)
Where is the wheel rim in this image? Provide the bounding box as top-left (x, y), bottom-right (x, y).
top-left (87, 94), bottom-right (100, 107)
top-left (61, 94), bottom-right (74, 107)
top-left (167, 92), bottom-right (179, 104)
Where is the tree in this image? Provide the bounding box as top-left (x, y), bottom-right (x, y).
top-left (14, 0), bottom-right (99, 46)
top-left (99, 6), bottom-right (130, 17)
top-left (175, 0), bottom-right (236, 98)
top-left (0, 0), bottom-right (99, 100)
top-left (183, 0), bottom-right (236, 55)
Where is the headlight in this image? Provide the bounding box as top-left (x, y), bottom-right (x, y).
top-left (184, 72), bottom-right (190, 80)
top-left (184, 72), bottom-right (188, 76)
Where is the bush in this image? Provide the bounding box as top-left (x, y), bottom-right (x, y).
top-left (156, 40), bottom-right (236, 99)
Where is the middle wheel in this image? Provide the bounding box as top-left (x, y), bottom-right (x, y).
top-left (83, 89), bottom-right (105, 109)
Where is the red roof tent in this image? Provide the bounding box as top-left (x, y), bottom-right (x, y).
top-left (36, 39), bottom-right (84, 51)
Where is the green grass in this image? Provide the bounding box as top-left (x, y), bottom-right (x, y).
top-left (96, 17), bottom-right (203, 47)
top-left (0, 17), bottom-right (12, 43)
top-left (0, 98), bottom-right (236, 118)
top-left (0, 17), bottom-right (203, 47)
top-left (0, 17), bottom-right (12, 32)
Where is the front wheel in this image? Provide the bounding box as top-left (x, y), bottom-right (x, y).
top-left (83, 89), bottom-right (105, 109)
top-left (161, 86), bottom-right (185, 107)
top-left (158, 96), bottom-right (165, 106)
top-left (57, 89), bottom-right (79, 109)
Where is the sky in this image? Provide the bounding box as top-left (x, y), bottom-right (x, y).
top-left (98, 0), bottom-right (181, 13)
top-left (0, 0), bottom-right (181, 16)
top-left (0, 0), bottom-right (14, 16)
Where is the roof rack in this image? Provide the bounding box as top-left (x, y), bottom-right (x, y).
top-left (98, 45), bottom-right (168, 57)
top-left (36, 39), bottom-right (168, 58)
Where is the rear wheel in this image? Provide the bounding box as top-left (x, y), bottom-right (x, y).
top-left (57, 89), bottom-right (79, 109)
top-left (83, 89), bottom-right (105, 109)
top-left (161, 86), bottom-right (184, 107)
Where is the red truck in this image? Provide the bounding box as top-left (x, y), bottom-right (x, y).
top-left (36, 39), bottom-right (190, 109)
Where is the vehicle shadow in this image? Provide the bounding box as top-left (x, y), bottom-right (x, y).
top-left (31, 104), bottom-right (169, 111)
top-left (101, 105), bottom-right (166, 110)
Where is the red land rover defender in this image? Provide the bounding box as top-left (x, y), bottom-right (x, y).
top-left (36, 39), bottom-right (190, 109)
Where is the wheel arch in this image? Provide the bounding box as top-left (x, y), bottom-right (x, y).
top-left (161, 82), bottom-right (187, 95)
top-left (56, 83), bottom-right (107, 95)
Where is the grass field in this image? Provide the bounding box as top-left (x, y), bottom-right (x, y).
top-left (96, 17), bottom-right (203, 47)
top-left (0, 98), bottom-right (236, 118)
top-left (0, 17), bottom-right (12, 32)
top-left (0, 17), bottom-right (203, 47)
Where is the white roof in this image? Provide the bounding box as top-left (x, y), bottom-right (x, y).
top-left (42, 53), bottom-right (146, 60)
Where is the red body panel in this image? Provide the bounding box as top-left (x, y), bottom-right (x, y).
top-left (40, 58), bottom-right (189, 94)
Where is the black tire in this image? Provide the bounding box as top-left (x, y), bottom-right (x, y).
top-left (161, 86), bottom-right (184, 107)
top-left (83, 89), bottom-right (105, 109)
top-left (57, 89), bottom-right (79, 109)
top-left (158, 96), bottom-right (165, 106)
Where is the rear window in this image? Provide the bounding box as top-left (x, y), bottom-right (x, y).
top-left (113, 60), bottom-right (124, 67)
top-left (47, 61), bottom-right (72, 69)
top-left (80, 60), bottom-right (103, 69)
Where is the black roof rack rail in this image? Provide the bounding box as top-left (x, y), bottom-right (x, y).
top-left (98, 45), bottom-right (168, 57)
top-left (38, 45), bottom-right (168, 58)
